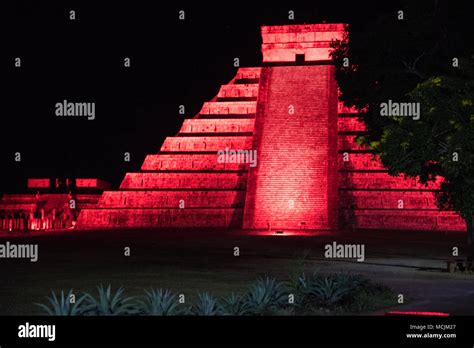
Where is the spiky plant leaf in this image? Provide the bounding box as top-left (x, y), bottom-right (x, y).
top-left (35, 289), bottom-right (88, 316)
top-left (220, 293), bottom-right (251, 316)
top-left (286, 272), bottom-right (313, 295)
top-left (310, 273), bottom-right (366, 306)
top-left (284, 272), bottom-right (316, 308)
top-left (244, 277), bottom-right (287, 315)
top-left (137, 288), bottom-right (182, 315)
top-left (190, 292), bottom-right (221, 316)
top-left (83, 284), bottom-right (138, 316)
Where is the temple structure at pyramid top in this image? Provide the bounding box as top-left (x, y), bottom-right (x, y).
top-left (261, 23), bottom-right (346, 63)
top-left (71, 23), bottom-right (464, 232)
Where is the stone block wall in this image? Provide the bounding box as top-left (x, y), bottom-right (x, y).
top-left (76, 67), bottom-right (260, 229)
top-left (243, 65), bottom-right (339, 230)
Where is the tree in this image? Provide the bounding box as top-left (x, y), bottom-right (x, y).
top-left (384, 60), bottom-right (474, 246)
top-left (330, 0), bottom-right (474, 255)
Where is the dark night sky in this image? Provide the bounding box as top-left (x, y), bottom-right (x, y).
top-left (2, 1), bottom-right (403, 193)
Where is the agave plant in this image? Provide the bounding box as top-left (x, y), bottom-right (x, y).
top-left (286, 272), bottom-right (312, 295)
top-left (189, 292), bottom-right (221, 316)
top-left (35, 289), bottom-right (88, 316)
top-left (220, 293), bottom-right (251, 316)
top-left (310, 273), bottom-right (366, 306)
top-left (285, 272), bottom-right (315, 307)
top-left (311, 277), bottom-right (351, 305)
top-left (244, 277), bottom-right (287, 315)
top-left (83, 284), bottom-right (138, 316)
top-left (137, 288), bottom-right (181, 315)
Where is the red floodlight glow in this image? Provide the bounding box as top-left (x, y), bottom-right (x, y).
top-left (386, 311), bottom-right (449, 316)
top-left (65, 24), bottom-right (465, 233)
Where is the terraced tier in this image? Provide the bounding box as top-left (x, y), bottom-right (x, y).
top-left (77, 68), bottom-right (261, 229)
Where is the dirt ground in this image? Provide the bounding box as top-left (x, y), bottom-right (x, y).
top-left (0, 228), bottom-right (472, 315)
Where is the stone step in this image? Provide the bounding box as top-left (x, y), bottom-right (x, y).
top-left (342, 209), bottom-right (465, 231)
top-left (338, 102), bottom-right (359, 114)
top-left (199, 101), bottom-right (257, 115)
top-left (339, 190), bottom-right (439, 210)
top-left (338, 152), bottom-right (385, 170)
top-left (119, 172), bottom-right (247, 190)
top-left (338, 116), bottom-right (366, 132)
top-left (97, 190), bottom-right (245, 208)
top-left (76, 203), bottom-right (101, 209)
top-left (217, 84), bottom-right (259, 100)
top-left (0, 203), bottom-right (36, 211)
top-left (338, 135), bottom-right (369, 151)
top-left (0, 195), bottom-right (37, 203)
top-left (339, 172), bottom-right (443, 190)
top-left (160, 136), bottom-right (253, 152)
top-left (179, 119), bottom-right (255, 134)
top-left (77, 208), bottom-right (243, 228)
top-left (196, 114), bottom-right (256, 119)
top-left (75, 194), bottom-right (102, 203)
top-left (141, 154), bottom-right (249, 171)
top-left (235, 67), bottom-right (261, 81)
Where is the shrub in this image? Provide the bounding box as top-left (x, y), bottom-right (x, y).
top-left (83, 284), bottom-right (138, 315)
top-left (244, 277), bottom-right (287, 315)
top-left (189, 292), bottom-right (221, 316)
top-left (310, 273), bottom-right (367, 307)
top-left (33, 274), bottom-right (395, 316)
top-left (220, 293), bottom-right (251, 315)
top-left (285, 272), bottom-right (313, 303)
top-left (36, 289), bottom-right (87, 316)
top-left (340, 281), bottom-right (395, 313)
top-left (286, 272), bottom-right (369, 310)
top-left (137, 288), bottom-right (182, 315)
top-left (311, 276), bottom-right (353, 305)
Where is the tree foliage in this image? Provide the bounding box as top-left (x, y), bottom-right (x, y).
top-left (330, 0), bottom-right (474, 243)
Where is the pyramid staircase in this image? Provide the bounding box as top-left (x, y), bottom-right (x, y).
top-left (76, 22), bottom-right (465, 232)
top-left (337, 107), bottom-right (466, 231)
top-left (77, 68), bottom-right (261, 228)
